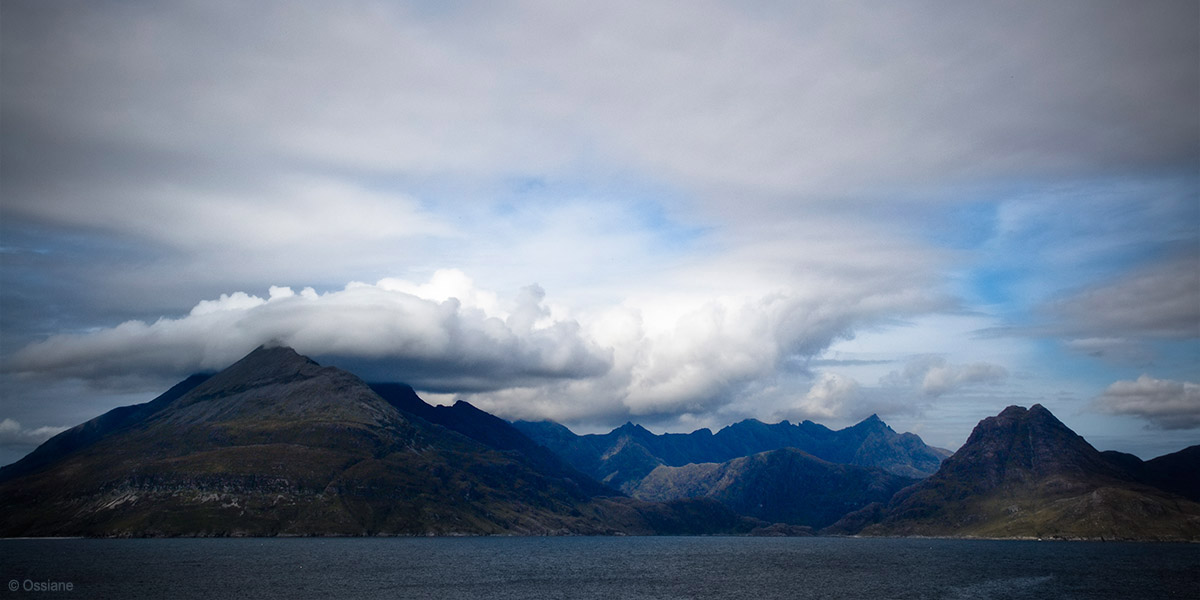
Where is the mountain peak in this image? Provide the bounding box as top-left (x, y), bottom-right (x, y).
top-left (940, 403), bottom-right (1124, 491)
top-left (159, 345), bottom-right (394, 428)
top-left (838, 403), bottom-right (1200, 540)
top-left (189, 345), bottom-right (321, 396)
top-left (996, 404), bottom-right (1028, 418)
top-left (850, 413), bottom-right (892, 433)
top-left (238, 344), bottom-right (317, 370)
top-left (615, 421), bottom-right (649, 435)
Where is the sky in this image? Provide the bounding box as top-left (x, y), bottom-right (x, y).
top-left (1, 0), bottom-right (1197, 466)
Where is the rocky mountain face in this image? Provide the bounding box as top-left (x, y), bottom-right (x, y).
top-left (513, 414), bottom-right (950, 493)
top-left (825, 404), bottom-right (1200, 541)
top-left (0, 347), bottom-right (756, 537)
top-left (631, 448), bottom-right (918, 529)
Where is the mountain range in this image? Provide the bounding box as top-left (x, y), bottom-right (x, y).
top-left (0, 346), bottom-right (753, 536)
top-left (825, 404), bottom-right (1200, 541)
top-left (512, 412), bottom-right (951, 493)
top-left (2, 346), bottom-right (1196, 540)
top-left (511, 413), bottom-right (951, 529)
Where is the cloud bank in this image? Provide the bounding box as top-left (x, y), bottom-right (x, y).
top-left (6, 271), bottom-right (610, 392)
top-left (7, 267), bottom-right (944, 427)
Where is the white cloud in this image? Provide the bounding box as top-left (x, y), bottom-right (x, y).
top-left (1093, 375), bottom-right (1200, 430)
top-left (6, 262), bottom-right (946, 428)
top-left (790, 372), bottom-right (860, 421)
top-left (0, 418), bottom-right (68, 448)
top-left (881, 355), bottom-right (1009, 397)
top-left (5, 270), bottom-right (611, 392)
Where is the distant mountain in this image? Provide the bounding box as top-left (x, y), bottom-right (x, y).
top-left (368, 383), bottom-right (613, 498)
top-left (1102, 445), bottom-right (1200, 504)
top-left (631, 448), bottom-right (918, 529)
top-left (825, 405), bottom-right (1200, 541)
top-left (513, 413), bottom-right (950, 493)
top-left (0, 346), bottom-right (755, 537)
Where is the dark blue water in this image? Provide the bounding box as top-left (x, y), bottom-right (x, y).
top-left (1, 537), bottom-right (1197, 599)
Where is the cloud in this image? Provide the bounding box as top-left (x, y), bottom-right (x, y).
top-left (6, 262), bottom-right (946, 428)
top-left (1047, 255), bottom-right (1200, 341)
top-left (1093, 375), bottom-right (1200, 430)
top-left (881, 355), bottom-right (1008, 397)
top-left (5, 270), bottom-right (612, 392)
top-left (789, 372), bottom-right (860, 421)
top-left (4, 1), bottom-right (1196, 243)
top-left (0, 419), bottom-right (67, 448)
top-left (1, 0), bottom-right (1195, 453)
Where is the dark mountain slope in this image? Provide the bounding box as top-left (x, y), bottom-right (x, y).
top-left (1143, 445), bottom-right (1200, 503)
top-left (1100, 445), bottom-right (1200, 503)
top-left (514, 413), bottom-right (949, 492)
top-left (0, 373), bottom-right (212, 483)
top-left (0, 347), bottom-right (753, 537)
top-left (632, 448), bottom-right (918, 528)
top-left (826, 405), bottom-right (1200, 541)
top-left (368, 383), bottom-right (612, 497)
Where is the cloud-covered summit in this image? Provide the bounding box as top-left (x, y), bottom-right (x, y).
top-left (6, 267), bottom-right (946, 429)
top-left (6, 271), bottom-right (609, 392)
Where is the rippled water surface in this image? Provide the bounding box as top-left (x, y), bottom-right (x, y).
top-left (2, 536), bottom-right (1197, 599)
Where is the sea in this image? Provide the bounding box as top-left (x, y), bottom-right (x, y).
top-left (1, 536), bottom-right (1197, 599)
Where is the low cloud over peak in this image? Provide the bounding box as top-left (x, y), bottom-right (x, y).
top-left (6, 266), bottom-right (944, 429)
top-left (5, 271), bottom-right (611, 392)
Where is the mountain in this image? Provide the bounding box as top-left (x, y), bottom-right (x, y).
top-left (1102, 445), bottom-right (1200, 503)
top-left (513, 413), bottom-right (950, 493)
top-left (0, 346), bottom-right (756, 537)
top-left (368, 383), bottom-right (613, 498)
top-left (631, 447), bottom-right (918, 529)
top-left (825, 404), bottom-right (1200, 541)
top-left (0, 373), bottom-right (212, 483)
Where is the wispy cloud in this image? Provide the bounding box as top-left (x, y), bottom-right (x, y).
top-left (0, 419), bottom-right (67, 448)
top-left (1047, 254), bottom-right (1200, 341)
top-left (880, 356), bottom-right (1009, 398)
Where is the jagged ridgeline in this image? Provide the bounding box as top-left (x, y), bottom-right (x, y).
top-left (3, 346), bottom-right (1197, 540)
top-left (513, 411), bottom-right (954, 530)
top-left (0, 347), bottom-right (757, 537)
top-left (514, 412), bottom-right (951, 493)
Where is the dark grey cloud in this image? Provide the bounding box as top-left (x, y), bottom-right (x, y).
top-left (1094, 375), bottom-right (1200, 430)
top-left (5, 1), bottom-right (1196, 233)
top-left (1047, 254), bottom-right (1200, 340)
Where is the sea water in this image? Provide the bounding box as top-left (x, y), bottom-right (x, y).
top-left (1, 536), bottom-right (1197, 599)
